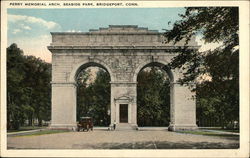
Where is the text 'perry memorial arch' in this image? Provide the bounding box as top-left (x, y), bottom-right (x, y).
top-left (48, 25), bottom-right (199, 131)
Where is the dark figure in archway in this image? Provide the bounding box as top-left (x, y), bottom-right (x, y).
top-left (113, 121), bottom-right (116, 130)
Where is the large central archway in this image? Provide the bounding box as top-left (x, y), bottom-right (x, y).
top-left (48, 25), bottom-right (198, 131)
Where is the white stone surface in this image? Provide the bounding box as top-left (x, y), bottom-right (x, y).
top-left (48, 25), bottom-right (199, 131)
top-left (51, 83), bottom-right (76, 129)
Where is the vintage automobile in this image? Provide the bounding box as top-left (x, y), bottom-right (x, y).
top-left (77, 117), bottom-right (93, 132)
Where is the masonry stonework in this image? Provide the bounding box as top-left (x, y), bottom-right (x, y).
top-left (48, 25), bottom-right (199, 131)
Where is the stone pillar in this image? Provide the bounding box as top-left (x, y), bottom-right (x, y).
top-left (50, 82), bottom-right (77, 129)
top-left (168, 83), bottom-right (197, 131)
top-left (110, 84), bottom-right (115, 126)
top-left (131, 96), bottom-right (137, 126)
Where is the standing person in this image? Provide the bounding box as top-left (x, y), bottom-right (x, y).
top-left (113, 120), bottom-right (116, 130)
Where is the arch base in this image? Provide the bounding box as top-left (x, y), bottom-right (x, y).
top-left (109, 123), bottom-right (138, 131)
top-left (168, 124), bottom-right (198, 131)
top-left (49, 124), bottom-right (77, 131)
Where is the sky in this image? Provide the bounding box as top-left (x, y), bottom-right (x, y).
top-left (7, 8), bottom-right (186, 62)
top-left (7, 8), bottom-right (220, 63)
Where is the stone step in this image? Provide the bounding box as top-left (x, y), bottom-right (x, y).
top-left (115, 123), bottom-right (136, 131)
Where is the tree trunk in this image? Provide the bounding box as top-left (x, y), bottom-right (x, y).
top-left (28, 117), bottom-right (33, 126)
top-left (38, 119), bottom-right (42, 126)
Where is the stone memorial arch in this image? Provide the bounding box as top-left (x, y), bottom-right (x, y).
top-left (48, 25), bottom-right (198, 131)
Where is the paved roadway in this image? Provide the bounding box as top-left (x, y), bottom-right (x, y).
top-left (7, 130), bottom-right (239, 149)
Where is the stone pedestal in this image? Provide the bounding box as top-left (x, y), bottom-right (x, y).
top-left (168, 83), bottom-right (198, 131)
top-left (50, 82), bottom-right (77, 129)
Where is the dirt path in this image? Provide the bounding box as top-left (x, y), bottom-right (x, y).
top-left (7, 130), bottom-right (239, 149)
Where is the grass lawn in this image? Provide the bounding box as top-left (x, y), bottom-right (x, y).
top-left (14, 129), bottom-right (70, 137)
top-left (7, 126), bottom-right (47, 133)
top-left (177, 130), bottom-right (239, 137)
top-left (221, 129), bottom-right (239, 133)
top-left (215, 129), bottom-right (239, 133)
top-left (201, 128), bottom-right (239, 133)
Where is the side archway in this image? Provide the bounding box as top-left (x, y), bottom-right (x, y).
top-left (133, 60), bottom-right (175, 128)
top-left (72, 60), bottom-right (113, 127)
top-left (50, 59), bottom-right (114, 129)
top-left (133, 59), bottom-right (197, 130)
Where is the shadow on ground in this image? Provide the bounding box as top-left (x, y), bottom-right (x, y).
top-left (8, 140), bottom-right (239, 149)
top-left (71, 141), bottom-right (239, 149)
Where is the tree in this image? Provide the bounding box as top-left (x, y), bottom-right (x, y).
top-left (7, 43), bottom-right (26, 129)
top-left (7, 43), bottom-right (51, 129)
top-left (22, 56), bottom-right (51, 126)
top-left (164, 7), bottom-right (239, 128)
top-left (137, 67), bottom-right (170, 126)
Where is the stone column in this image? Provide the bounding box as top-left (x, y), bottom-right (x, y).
top-left (50, 82), bottom-right (77, 129)
top-left (168, 82), bottom-right (197, 131)
top-left (110, 83), bottom-right (115, 126)
top-left (131, 93), bottom-right (137, 126)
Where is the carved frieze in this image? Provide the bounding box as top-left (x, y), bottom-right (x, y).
top-left (114, 95), bottom-right (133, 103)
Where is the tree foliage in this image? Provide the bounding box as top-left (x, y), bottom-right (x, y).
top-left (7, 43), bottom-right (51, 129)
top-left (137, 67), bottom-right (170, 126)
top-left (77, 68), bottom-right (111, 126)
top-left (164, 7), bottom-right (239, 128)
